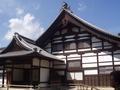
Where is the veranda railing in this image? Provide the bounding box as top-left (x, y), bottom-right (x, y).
top-left (37, 83), bottom-right (100, 90)
top-left (0, 83), bottom-right (100, 90)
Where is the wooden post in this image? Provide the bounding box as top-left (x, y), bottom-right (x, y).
top-left (2, 65), bottom-right (5, 87)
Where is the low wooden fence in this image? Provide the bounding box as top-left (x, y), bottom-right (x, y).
top-left (0, 84), bottom-right (33, 90)
top-left (37, 83), bottom-right (100, 90)
top-left (0, 83), bottom-right (100, 90)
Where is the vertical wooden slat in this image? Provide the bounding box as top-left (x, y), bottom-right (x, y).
top-left (112, 51), bottom-right (115, 71)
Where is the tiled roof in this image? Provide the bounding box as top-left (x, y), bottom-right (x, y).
top-left (0, 33), bottom-right (63, 61)
top-left (36, 8), bottom-right (120, 46)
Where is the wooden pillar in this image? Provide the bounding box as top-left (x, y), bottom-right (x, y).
top-left (11, 62), bottom-right (14, 85)
top-left (112, 51), bottom-right (115, 71)
top-left (2, 65), bottom-right (5, 87)
top-left (101, 40), bottom-right (104, 50)
top-left (48, 60), bottom-right (51, 85)
top-left (30, 59), bottom-right (33, 85)
top-left (65, 55), bottom-right (68, 84)
top-left (39, 58), bottom-right (41, 84)
top-left (90, 34), bottom-right (92, 51)
top-left (80, 53), bottom-right (85, 84)
top-left (97, 52), bottom-right (100, 86)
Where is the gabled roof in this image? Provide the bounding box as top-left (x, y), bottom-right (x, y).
top-left (1, 33), bottom-right (34, 54)
top-left (0, 33), bottom-right (63, 61)
top-left (36, 8), bottom-right (120, 47)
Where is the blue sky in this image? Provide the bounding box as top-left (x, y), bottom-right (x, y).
top-left (0, 0), bottom-right (120, 47)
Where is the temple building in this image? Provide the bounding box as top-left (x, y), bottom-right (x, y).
top-left (0, 4), bottom-right (120, 87)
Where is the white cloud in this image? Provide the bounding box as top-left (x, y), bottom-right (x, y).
top-left (5, 13), bottom-right (44, 40)
top-left (78, 3), bottom-right (87, 11)
top-left (16, 8), bottom-right (24, 15)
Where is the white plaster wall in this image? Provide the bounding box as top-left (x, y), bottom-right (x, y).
top-left (39, 83), bottom-right (48, 87)
top-left (82, 53), bottom-right (96, 56)
top-left (67, 72), bottom-right (74, 80)
top-left (99, 51), bottom-right (111, 55)
top-left (75, 72), bottom-right (83, 80)
top-left (68, 54), bottom-right (80, 58)
top-left (52, 51), bottom-right (63, 54)
top-left (68, 61), bottom-right (80, 67)
top-left (99, 55), bottom-right (112, 62)
top-left (33, 58), bottom-right (39, 66)
top-left (78, 48), bottom-right (91, 52)
top-left (40, 68), bottom-right (49, 82)
top-left (83, 63), bottom-right (97, 68)
top-left (67, 72), bottom-right (83, 80)
top-left (67, 54), bottom-right (80, 60)
top-left (114, 62), bottom-right (120, 65)
top-left (99, 62), bottom-right (112, 66)
top-left (114, 51), bottom-right (120, 65)
top-left (41, 60), bottom-right (49, 67)
top-left (82, 56), bottom-right (97, 63)
top-left (100, 70), bottom-right (113, 74)
top-left (114, 54), bottom-right (120, 61)
top-left (84, 70), bottom-right (98, 75)
top-left (67, 57), bottom-right (80, 60)
top-left (92, 47), bottom-right (102, 50)
top-left (55, 55), bottom-right (66, 59)
top-left (64, 50), bottom-right (76, 53)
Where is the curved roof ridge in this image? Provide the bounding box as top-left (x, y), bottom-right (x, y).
top-left (14, 33), bottom-right (33, 51)
top-left (64, 9), bottom-right (120, 39)
top-left (16, 33), bottom-right (63, 61)
top-left (15, 32), bottom-right (36, 44)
